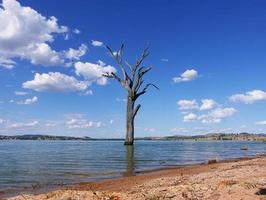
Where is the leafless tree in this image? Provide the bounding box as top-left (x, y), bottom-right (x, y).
top-left (103, 44), bottom-right (158, 145)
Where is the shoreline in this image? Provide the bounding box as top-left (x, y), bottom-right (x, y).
top-left (3, 154), bottom-right (266, 200)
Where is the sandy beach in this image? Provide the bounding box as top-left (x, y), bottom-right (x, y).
top-left (4, 155), bottom-right (266, 200)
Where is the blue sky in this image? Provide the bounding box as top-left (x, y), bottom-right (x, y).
top-left (1, 0), bottom-right (266, 137)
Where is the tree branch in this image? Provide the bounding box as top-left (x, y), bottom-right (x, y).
top-left (133, 67), bottom-right (152, 92)
top-left (103, 72), bottom-right (130, 91)
top-left (133, 104), bottom-right (141, 118)
top-left (106, 44), bottom-right (130, 82)
top-left (135, 83), bottom-right (159, 99)
top-left (103, 72), bottom-right (122, 82)
top-left (104, 44), bottom-right (158, 97)
top-left (130, 46), bottom-right (149, 82)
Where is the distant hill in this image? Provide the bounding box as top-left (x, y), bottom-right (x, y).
top-left (137, 133), bottom-right (266, 142)
top-left (0, 134), bottom-right (91, 140)
top-left (0, 133), bottom-right (265, 141)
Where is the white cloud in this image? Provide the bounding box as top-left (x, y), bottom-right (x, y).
top-left (73, 28), bottom-right (80, 34)
top-left (79, 90), bottom-right (93, 96)
top-left (183, 113), bottom-right (197, 122)
top-left (14, 91), bottom-right (28, 96)
top-left (160, 58), bottom-right (168, 62)
top-left (65, 44), bottom-right (87, 60)
top-left (210, 107), bottom-right (236, 118)
top-left (178, 98), bottom-right (236, 124)
top-left (198, 107), bottom-right (236, 124)
top-left (177, 98), bottom-right (235, 123)
top-left (178, 98), bottom-right (216, 111)
top-left (229, 90), bottom-right (266, 104)
top-left (116, 97), bottom-right (127, 102)
top-left (0, 118), bottom-right (4, 124)
top-left (9, 120), bottom-right (38, 128)
top-left (256, 121), bottom-right (266, 125)
top-left (66, 118), bottom-right (102, 129)
top-left (0, 0), bottom-right (86, 68)
top-left (173, 69), bottom-right (198, 83)
top-left (74, 61), bottom-right (116, 86)
top-left (177, 99), bottom-right (198, 110)
top-left (199, 99), bottom-right (217, 110)
top-left (17, 96), bottom-right (38, 105)
top-left (91, 40), bottom-right (103, 47)
top-left (0, 57), bottom-right (16, 69)
top-left (45, 122), bottom-right (57, 127)
top-left (170, 127), bottom-right (188, 133)
top-left (29, 43), bottom-right (64, 66)
top-left (198, 114), bottom-right (222, 124)
top-left (97, 60), bottom-right (106, 66)
top-left (144, 128), bottom-right (156, 132)
top-left (23, 72), bottom-right (89, 92)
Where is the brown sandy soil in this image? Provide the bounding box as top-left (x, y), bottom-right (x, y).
top-left (6, 156), bottom-right (266, 200)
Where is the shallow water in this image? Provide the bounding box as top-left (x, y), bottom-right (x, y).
top-left (0, 140), bottom-right (265, 194)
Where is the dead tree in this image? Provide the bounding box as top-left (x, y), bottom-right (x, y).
top-left (103, 44), bottom-right (158, 145)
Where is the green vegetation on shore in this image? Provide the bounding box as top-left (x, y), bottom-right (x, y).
top-left (137, 133), bottom-right (266, 142)
top-left (0, 134), bottom-right (91, 140)
top-left (0, 133), bottom-right (265, 141)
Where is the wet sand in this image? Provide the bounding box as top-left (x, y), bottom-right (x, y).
top-left (5, 155), bottom-right (266, 200)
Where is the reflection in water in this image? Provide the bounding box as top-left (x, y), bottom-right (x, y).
top-left (124, 145), bottom-right (135, 176)
top-left (0, 140), bottom-right (265, 193)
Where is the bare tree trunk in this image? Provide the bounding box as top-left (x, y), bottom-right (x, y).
top-left (125, 95), bottom-right (135, 145)
top-left (104, 44), bottom-right (158, 145)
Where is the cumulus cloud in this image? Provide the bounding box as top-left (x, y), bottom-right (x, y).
top-left (160, 58), bottom-right (168, 62)
top-left (178, 98), bottom-right (217, 111)
top-left (64, 44), bottom-right (87, 60)
top-left (29, 43), bottom-right (65, 66)
top-left (144, 128), bottom-right (156, 132)
top-left (178, 100), bottom-right (198, 110)
top-left (45, 121), bottom-right (57, 127)
top-left (0, 0), bottom-right (85, 68)
top-left (17, 96), bottom-right (38, 105)
top-left (173, 69), bottom-right (198, 83)
top-left (170, 127), bottom-right (188, 133)
top-left (14, 91), bottom-right (28, 96)
top-left (183, 113), bottom-right (197, 122)
top-left (97, 60), bottom-right (106, 66)
top-left (229, 90), bottom-right (266, 104)
top-left (0, 57), bottom-right (16, 69)
top-left (91, 40), bottom-right (104, 47)
top-left (74, 61), bottom-right (116, 85)
top-left (66, 118), bottom-right (102, 129)
top-left (210, 107), bottom-right (236, 118)
top-left (79, 90), bottom-right (93, 96)
top-left (198, 108), bottom-right (236, 124)
top-left (199, 99), bottom-right (217, 110)
top-left (116, 97), bottom-right (127, 102)
top-left (73, 28), bottom-right (80, 34)
top-left (256, 121), bottom-right (266, 125)
top-left (23, 72), bottom-right (89, 92)
top-left (178, 98), bottom-right (236, 124)
top-left (9, 120), bottom-right (38, 128)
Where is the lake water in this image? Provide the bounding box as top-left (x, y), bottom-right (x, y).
top-left (0, 140), bottom-right (265, 195)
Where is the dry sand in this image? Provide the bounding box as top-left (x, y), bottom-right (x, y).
top-left (5, 156), bottom-right (266, 200)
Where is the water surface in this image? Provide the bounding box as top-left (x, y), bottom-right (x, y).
top-left (0, 140), bottom-right (265, 195)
